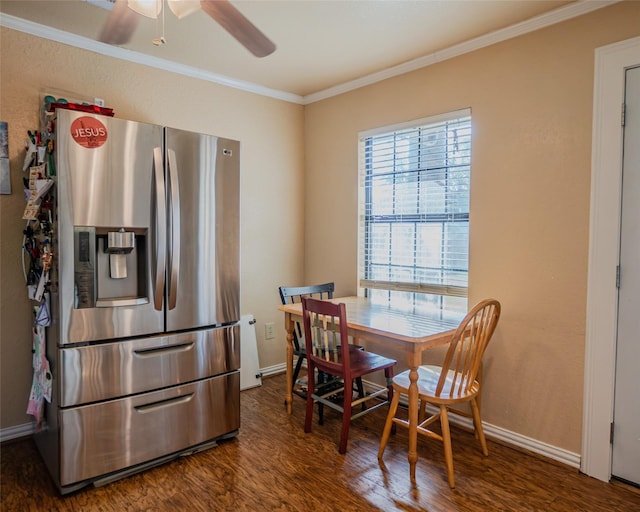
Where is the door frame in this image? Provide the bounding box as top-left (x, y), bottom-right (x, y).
top-left (583, 35), bottom-right (640, 482)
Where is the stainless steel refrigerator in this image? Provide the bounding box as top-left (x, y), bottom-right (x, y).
top-left (34, 109), bottom-right (241, 493)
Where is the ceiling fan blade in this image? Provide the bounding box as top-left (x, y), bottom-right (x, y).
top-left (200, 0), bottom-right (276, 58)
top-left (98, 0), bottom-right (140, 45)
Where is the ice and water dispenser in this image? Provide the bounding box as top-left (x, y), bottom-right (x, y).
top-left (74, 227), bottom-right (149, 308)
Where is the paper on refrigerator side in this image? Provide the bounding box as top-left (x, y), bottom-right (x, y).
top-left (27, 322), bottom-right (52, 431)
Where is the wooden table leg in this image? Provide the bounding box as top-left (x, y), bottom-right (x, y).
top-left (284, 312), bottom-right (294, 414)
top-left (406, 351), bottom-right (421, 484)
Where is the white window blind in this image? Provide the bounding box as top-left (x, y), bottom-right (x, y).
top-left (358, 109), bottom-right (471, 314)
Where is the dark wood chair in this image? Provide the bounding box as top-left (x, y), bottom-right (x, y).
top-left (378, 298), bottom-right (501, 487)
top-left (278, 283), bottom-right (366, 409)
top-left (301, 296), bottom-right (397, 454)
top-left (279, 283), bottom-right (336, 398)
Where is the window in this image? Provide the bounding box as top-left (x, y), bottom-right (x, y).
top-left (358, 109), bottom-right (471, 315)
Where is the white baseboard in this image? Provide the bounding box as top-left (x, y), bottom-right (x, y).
top-left (368, 380), bottom-right (581, 469)
top-left (2, 368), bottom-right (580, 471)
top-left (484, 421), bottom-right (580, 468)
top-left (441, 408), bottom-right (580, 468)
top-left (1, 422), bottom-right (36, 443)
top-left (258, 362), bottom-right (287, 378)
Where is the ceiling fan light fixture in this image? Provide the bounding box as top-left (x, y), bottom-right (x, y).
top-left (167, 0), bottom-right (201, 19)
top-left (99, 0), bottom-right (275, 57)
top-left (127, 0), bottom-right (162, 19)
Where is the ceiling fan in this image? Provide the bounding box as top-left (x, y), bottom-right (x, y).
top-left (98, 0), bottom-right (276, 57)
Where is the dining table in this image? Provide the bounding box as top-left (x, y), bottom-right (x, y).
top-left (278, 295), bottom-right (463, 483)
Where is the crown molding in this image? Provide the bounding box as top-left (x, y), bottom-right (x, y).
top-left (302, 0), bottom-right (621, 104)
top-left (0, 13), bottom-right (304, 105)
top-left (1, 1), bottom-right (621, 106)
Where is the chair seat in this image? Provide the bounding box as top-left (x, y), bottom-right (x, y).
top-left (392, 366), bottom-right (480, 404)
top-left (313, 348), bottom-right (396, 378)
top-left (349, 351), bottom-right (397, 378)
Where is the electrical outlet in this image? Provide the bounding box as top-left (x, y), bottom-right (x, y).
top-left (94, 97), bottom-right (105, 107)
top-left (264, 322), bottom-right (275, 340)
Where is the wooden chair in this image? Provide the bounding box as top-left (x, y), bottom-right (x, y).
top-left (301, 296), bottom-right (397, 454)
top-left (279, 283), bottom-right (365, 407)
top-left (378, 298), bottom-right (501, 488)
top-left (279, 283), bottom-right (336, 398)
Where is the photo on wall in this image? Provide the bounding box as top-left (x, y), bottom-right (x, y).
top-left (0, 121), bottom-right (10, 195)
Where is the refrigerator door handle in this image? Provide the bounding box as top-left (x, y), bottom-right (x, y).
top-left (133, 341), bottom-right (194, 357)
top-left (153, 147), bottom-right (166, 311)
top-left (167, 149), bottom-right (181, 310)
top-left (133, 393), bottom-right (195, 413)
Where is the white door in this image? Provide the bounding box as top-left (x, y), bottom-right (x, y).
top-left (613, 64), bottom-right (640, 486)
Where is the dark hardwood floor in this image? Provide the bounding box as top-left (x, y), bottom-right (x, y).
top-left (1, 373), bottom-right (638, 511)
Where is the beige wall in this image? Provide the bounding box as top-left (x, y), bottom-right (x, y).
top-left (304, 1), bottom-right (640, 453)
top-left (2, 1), bottom-right (639, 457)
top-left (0, 29), bottom-right (305, 429)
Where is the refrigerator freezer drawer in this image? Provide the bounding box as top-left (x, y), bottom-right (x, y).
top-left (59, 325), bottom-right (239, 407)
top-left (59, 372), bottom-right (240, 486)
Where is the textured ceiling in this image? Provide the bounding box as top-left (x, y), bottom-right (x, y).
top-left (1, 1), bottom-right (612, 100)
